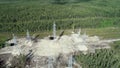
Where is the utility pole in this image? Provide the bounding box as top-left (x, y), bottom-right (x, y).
top-left (12, 34), bottom-right (17, 44)
top-left (48, 57), bottom-right (54, 68)
top-left (26, 30), bottom-right (31, 40)
top-left (68, 55), bottom-right (73, 68)
top-left (53, 22), bottom-right (56, 38)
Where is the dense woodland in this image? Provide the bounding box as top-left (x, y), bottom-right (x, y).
top-left (0, 0), bottom-right (120, 68)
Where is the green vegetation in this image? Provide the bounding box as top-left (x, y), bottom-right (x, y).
top-left (75, 41), bottom-right (120, 68)
top-left (0, 0), bottom-right (120, 32)
top-left (0, 0), bottom-right (120, 68)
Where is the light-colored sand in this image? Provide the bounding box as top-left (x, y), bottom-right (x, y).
top-left (1, 32), bottom-right (119, 57)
